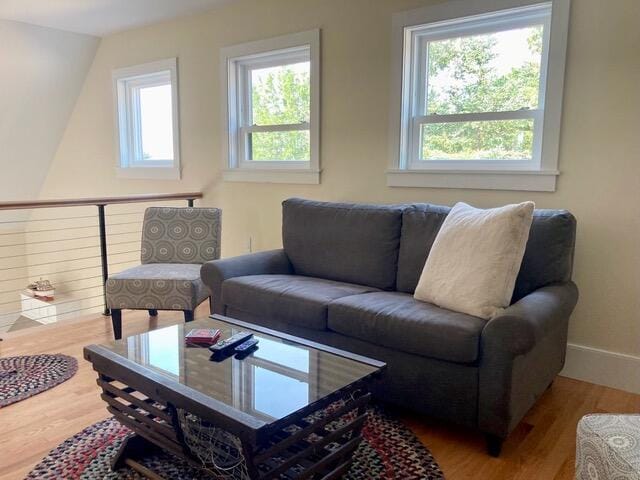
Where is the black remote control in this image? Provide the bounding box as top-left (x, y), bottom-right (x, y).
top-left (234, 338), bottom-right (259, 353)
top-left (208, 332), bottom-right (253, 355)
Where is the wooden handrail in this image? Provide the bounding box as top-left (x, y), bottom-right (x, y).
top-left (0, 192), bottom-right (203, 210)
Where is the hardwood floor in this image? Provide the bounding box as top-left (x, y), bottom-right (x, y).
top-left (1, 309), bottom-right (638, 479)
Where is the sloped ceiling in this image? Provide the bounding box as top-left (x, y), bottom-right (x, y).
top-left (0, 0), bottom-right (233, 36)
top-left (0, 20), bottom-right (99, 204)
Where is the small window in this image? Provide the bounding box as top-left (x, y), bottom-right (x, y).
top-left (389, 1), bottom-right (570, 191)
top-left (222, 30), bottom-right (320, 184)
top-left (113, 58), bottom-right (180, 179)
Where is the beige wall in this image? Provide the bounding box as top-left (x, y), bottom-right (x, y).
top-left (0, 20), bottom-right (98, 202)
top-left (39, 0), bottom-right (640, 366)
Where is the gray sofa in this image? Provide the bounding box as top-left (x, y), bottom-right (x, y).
top-left (201, 198), bottom-right (578, 455)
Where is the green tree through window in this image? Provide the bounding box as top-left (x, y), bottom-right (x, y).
top-left (422, 25), bottom-right (543, 160)
top-left (250, 64), bottom-right (310, 161)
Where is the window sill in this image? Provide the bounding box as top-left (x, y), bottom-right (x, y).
top-left (223, 169), bottom-right (321, 185)
top-left (116, 167), bottom-right (181, 180)
top-left (386, 169), bottom-right (559, 192)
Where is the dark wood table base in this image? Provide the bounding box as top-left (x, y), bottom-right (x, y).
top-left (95, 372), bottom-right (372, 479)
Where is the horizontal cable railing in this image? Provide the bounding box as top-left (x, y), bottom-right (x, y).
top-left (0, 192), bottom-right (202, 337)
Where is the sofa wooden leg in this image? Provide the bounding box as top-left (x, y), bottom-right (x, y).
top-left (183, 310), bottom-right (194, 322)
top-left (111, 309), bottom-right (122, 340)
top-left (148, 309), bottom-right (158, 317)
top-left (486, 434), bottom-right (503, 457)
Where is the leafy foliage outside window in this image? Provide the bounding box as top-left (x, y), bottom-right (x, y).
top-left (250, 63), bottom-right (310, 161)
top-left (422, 26), bottom-right (543, 160)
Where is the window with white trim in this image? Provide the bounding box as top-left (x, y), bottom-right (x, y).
top-left (389, 1), bottom-right (570, 191)
top-left (113, 58), bottom-right (180, 180)
top-left (222, 30), bottom-right (320, 184)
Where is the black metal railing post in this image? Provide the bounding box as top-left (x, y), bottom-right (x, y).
top-left (97, 204), bottom-right (110, 316)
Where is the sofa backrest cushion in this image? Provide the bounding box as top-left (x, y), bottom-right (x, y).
top-left (396, 204), bottom-right (576, 302)
top-left (282, 198), bottom-right (403, 290)
top-left (511, 209), bottom-right (577, 301)
top-left (396, 204), bottom-right (450, 294)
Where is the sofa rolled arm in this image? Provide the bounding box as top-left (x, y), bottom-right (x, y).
top-left (482, 281), bottom-right (579, 357)
top-left (201, 249), bottom-right (293, 314)
top-left (478, 281), bottom-right (578, 439)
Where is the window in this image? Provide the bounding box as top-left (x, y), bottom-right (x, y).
top-left (389, 0), bottom-right (570, 191)
top-left (222, 30), bottom-right (320, 184)
top-left (113, 58), bottom-right (180, 179)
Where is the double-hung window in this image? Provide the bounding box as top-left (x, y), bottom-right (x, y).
top-left (113, 58), bottom-right (180, 179)
top-left (222, 30), bottom-right (320, 184)
top-left (389, 1), bottom-right (570, 191)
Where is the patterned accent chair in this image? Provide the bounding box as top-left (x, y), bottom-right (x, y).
top-left (106, 207), bottom-right (221, 340)
top-left (576, 414), bottom-right (640, 479)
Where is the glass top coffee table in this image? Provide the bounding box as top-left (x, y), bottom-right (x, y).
top-left (84, 314), bottom-right (385, 479)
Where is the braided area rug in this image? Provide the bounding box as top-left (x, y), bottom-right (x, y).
top-left (27, 405), bottom-right (445, 479)
top-left (0, 354), bottom-right (78, 408)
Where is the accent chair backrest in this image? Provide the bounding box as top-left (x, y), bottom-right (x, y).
top-left (141, 207), bottom-right (221, 264)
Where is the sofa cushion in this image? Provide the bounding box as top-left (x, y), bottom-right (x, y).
top-left (396, 203), bottom-right (577, 302)
top-left (396, 204), bottom-right (450, 293)
top-left (414, 201), bottom-right (534, 320)
top-left (328, 291), bottom-right (486, 363)
top-left (222, 274), bottom-right (379, 330)
top-left (512, 210), bottom-right (576, 302)
top-left (282, 198), bottom-right (403, 290)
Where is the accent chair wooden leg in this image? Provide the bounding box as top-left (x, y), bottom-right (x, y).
top-left (486, 434), bottom-right (503, 457)
top-left (111, 309), bottom-right (122, 340)
top-left (148, 309), bottom-right (158, 317)
top-left (183, 310), bottom-right (194, 322)
top-left (209, 296), bottom-right (214, 315)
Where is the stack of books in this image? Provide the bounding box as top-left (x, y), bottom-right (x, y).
top-left (185, 329), bottom-right (221, 347)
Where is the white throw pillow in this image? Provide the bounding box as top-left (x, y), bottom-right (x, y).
top-left (414, 201), bottom-right (535, 319)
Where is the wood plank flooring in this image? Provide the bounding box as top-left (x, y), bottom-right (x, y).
top-left (1, 308), bottom-right (638, 479)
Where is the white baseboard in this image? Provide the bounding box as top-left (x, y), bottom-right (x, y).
top-left (561, 343), bottom-right (640, 394)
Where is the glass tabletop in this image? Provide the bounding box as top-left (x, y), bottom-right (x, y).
top-left (103, 316), bottom-right (382, 424)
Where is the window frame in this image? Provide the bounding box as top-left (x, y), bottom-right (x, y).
top-left (112, 58), bottom-right (181, 180)
top-left (388, 0), bottom-right (570, 192)
top-left (221, 30), bottom-right (320, 185)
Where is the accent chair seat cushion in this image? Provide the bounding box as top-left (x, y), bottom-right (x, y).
top-left (328, 291), bottom-right (487, 363)
top-left (576, 414), bottom-right (640, 479)
top-left (106, 263), bottom-right (209, 311)
top-left (222, 274), bottom-right (380, 330)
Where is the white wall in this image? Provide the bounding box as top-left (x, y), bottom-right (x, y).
top-left (0, 20), bottom-right (99, 202)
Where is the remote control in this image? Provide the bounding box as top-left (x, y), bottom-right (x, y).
top-left (234, 338), bottom-right (259, 353)
top-left (208, 332), bottom-right (253, 355)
